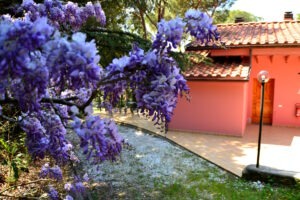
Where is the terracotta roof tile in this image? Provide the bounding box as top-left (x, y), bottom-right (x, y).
top-left (189, 21), bottom-right (300, 49)
top-left (184, 63), bottom-right (251, 81)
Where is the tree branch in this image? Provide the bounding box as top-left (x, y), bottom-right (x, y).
top-left (139, 9), bottom-right (148, 39)
top-left (48, 99), bottom-right (69, 127)
top-left (79, 65), bottom-right (146, 110)
top-left (144, 12), bottom-right (157, 28)
top-left (0, 97), bottom-right (78, 107)
top-left (195, 0), bottom-right (202, 9)
top-left (0, 193), bottom-right (40, 199)
top-left (0, 66), bottom-right (146, 114)
top-left (42, 98), bottom-right (77, 106)
top-left (0, 114), bottom-right (18, 122)
top-left (86, 28), bottom-right (148, 41)
top-left (0, 179), bottom-right (52, 195)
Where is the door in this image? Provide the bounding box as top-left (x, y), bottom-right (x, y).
top-left (252, 78), bottom-right (274, 124)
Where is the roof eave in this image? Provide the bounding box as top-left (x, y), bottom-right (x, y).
top-left (185, 77), bottom-right (250, 82)
top-left (186, 43), bottom-right (300, 51)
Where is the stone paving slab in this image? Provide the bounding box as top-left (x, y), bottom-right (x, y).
top-left (242, 164), bottom-right (300, 186)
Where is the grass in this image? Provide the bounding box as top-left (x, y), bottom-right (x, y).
top-left (159, 170), bottom-right (300, 200)
top-left (89, 167), bottom-right (300, 200)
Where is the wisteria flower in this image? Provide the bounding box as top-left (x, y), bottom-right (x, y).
top-left (64, 183), bottom-right (73, 191)
top-left (40, 163), bottom-right (63, 181)
top-left (64, 195), bottom-right (74, 200)
top-left (21, 0), bottom-right (106, 30)
top-left (48, 186), bottom-right (59, 200)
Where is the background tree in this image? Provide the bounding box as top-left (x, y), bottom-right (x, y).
top-left (97, 0), bottom-right (236, 39)
top-left (170, 0), bottom-right (236, 24)
top-left (297, 13), bottom-right (300, 20)
top-left (224, 10), bottom-right (263, 23)
top-left (0, 0), bottom-right (20, 16)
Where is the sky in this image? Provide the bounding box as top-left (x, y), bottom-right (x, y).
top-left (231, 0), bottom-right (300, 21)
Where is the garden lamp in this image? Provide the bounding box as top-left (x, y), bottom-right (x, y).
top-left (256, 70), bottom-right (270, 168)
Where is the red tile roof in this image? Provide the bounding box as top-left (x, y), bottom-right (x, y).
top-left (189, 21), bottom-right (300, 49)
top-left (184, 63), bottom-right (251, 81)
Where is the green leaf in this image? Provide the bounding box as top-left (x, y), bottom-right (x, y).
top-left (0, 138), bottom-right (9, 151)
top-left (11, 161), bottom-right (19, 181)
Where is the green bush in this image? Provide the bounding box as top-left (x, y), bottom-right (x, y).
top-left (0, 105), bottom-right (29, 183)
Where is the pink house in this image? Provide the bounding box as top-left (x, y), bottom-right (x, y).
top-left (170, 13), bottom-right (300, 136)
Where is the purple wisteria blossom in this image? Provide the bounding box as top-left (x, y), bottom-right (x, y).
top-left (63, 176), bottom-right (88, 199)
top-left (22, 0), bottom-right (106, 30)
top-left (153, 9), bottom-right (219, 50)
top-left (45, 32), bottom-right (102, 92)
top-left (48, 186), bottom-right (59, 200)
top-left (19, 110), bottom-right (74, 163)
top-left (72, 115), bottom-right (123, 163)
top-left (64, 183), bottom-right (73, 191)
top-left (152, 17), bottom-right (186, 50)
top-left (40, 113), bottom-right (70, 163)
top-left (73, 181), bottom-right (85, 193)
top-left (0, 17), bottom-right (53, 112)
top-left (185, 9), bottom-right (219, 43)
top-left (40, 163), bottom-right (63, 181)
top-left (64, 195), bottom-right (74, 200)
top-left (104, 46), bottom-right (189, 128)
top-left (101, 9), bottom-right (218, 129)
top-left (94, 2), bottom-right (106, 26)
top-left (20, 117), bottom-right (48, 159)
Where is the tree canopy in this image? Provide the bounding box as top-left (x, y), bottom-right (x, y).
top-left (224, 10), bottom-right (263, 23)
top-left (98, 0), bottom-right (237, 39)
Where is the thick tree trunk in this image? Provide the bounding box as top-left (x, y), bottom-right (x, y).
top-left (195, 0), bottom-right (202, 9)
top-left (139, 10), bottom-right (147, 39)
top-left (157, 0), bottom-right (166, 23)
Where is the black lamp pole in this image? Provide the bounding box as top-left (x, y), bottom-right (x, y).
top-left (256, 80), bottom-right (265, 168)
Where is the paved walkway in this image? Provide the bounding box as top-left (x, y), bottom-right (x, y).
top-left (96, 110), bottom-right (300, 177)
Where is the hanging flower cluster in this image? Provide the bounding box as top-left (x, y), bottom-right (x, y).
top-left (20, 116), bottom-right (49, 159)
top-left (102, 10), bottom-right (219, 128)
top-left (20, 111), bottom-right (74, 164)
top-left (72, 116), bottom-right (123, 164)
top-left (185, 9), bottom-right (219, 43)
top-left (22, 0), bottom-right (106, 30)
top-left (40, 163), bottom-right (63, 181)
top-left (102, 45), bottom-right (189, 128)
top-left (0, 17), bottom-right (53, 112)
top-left (45, 32), bottom-right (102, 92)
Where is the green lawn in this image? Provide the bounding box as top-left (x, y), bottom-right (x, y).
top-left (159, 170), bottom-right (300, 200)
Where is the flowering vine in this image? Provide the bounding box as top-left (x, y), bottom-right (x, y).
top-left (0, 0), bottom-right (219, 199)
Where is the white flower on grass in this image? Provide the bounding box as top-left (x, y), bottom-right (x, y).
top-left (251, 180), bottom-right (264, 190)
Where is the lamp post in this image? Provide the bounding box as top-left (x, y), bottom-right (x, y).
top-left (256, 70), bottom-right (270, 168)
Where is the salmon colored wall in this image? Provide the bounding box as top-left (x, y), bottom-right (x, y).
top-left (210, 48), bottom-right (250, 56)
top-left (170, 81), bottom-right (248, 136)
top-left (247, 48), bottom-right (300, 127)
